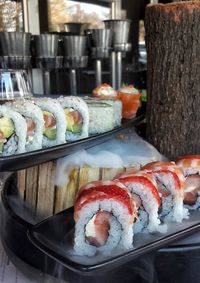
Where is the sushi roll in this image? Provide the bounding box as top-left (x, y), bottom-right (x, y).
top-left (83, 96), bottom-right (122, 128)
top-left (115, 171), bottom-right (166, 233)
top-left (58, 96), bottom-right (89, 141)
top-left (74, 180), bottom-right (137, 256)
top-left (87, 101), bottom-right (115, 134)
top-left (6, 99), bottom-right (44, 151)
top-left (117, 84), bottom-right (141, 119)
top-left (142, 161), bottom-right (189, 222)
top-left (176, 155), bottom-right (200, 209)
top-left (0, 105), bottom-right (27, 156)
top-left (34, 98), bottom-right (66, 147)
top-left (92, 83), bottom-right (119, 100)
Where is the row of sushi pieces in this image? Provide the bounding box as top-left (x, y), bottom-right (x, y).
top-left (74, 155), bottom-right (200, 257)
top-left (0, 96), bottom-right (122, 156)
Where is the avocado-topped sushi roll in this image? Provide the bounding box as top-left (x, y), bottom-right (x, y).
top-left (6, 99), bottom-right (44, 151)
top-left (34, 98), bottom-right (66, 147)
top-left (0, 105), bottom-right (27, 156)
top-left (58, 96), bottom-right (89, 141)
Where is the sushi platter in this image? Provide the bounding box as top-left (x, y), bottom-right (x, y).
top-left (27, 206), bottom-right (200, 275)
top-left (0, 115), bottom-right (144, 172)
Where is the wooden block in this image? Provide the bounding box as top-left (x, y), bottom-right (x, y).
top-left (78, 166), bottom-right (100, 190)
top-left (125, 165), bottom-right (140, 173)
top-left (101, 167), bottom-right (125, 181)
top-left (17, 169), bottom-right (26, 201)
top-left (65, 168), bottom-right (79, 209)
top-left (54, 168), bottom-right (79, 213)
top-left (25, 166), bottom-right (39, 214)
top-left (36, 161), bottom-right (55, 219)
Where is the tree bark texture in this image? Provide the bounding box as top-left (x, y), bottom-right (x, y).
top-left (145, 2), bottom-right (200, 160)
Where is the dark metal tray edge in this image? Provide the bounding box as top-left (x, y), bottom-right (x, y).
top-left (27, 209), bottom-right (200, 276)
top-left (0, 115), bottom-right (144, 172)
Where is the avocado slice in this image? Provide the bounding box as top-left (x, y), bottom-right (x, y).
top-left (43, 110), bottom-right (52, 116)
top-left (71, 123), bottom-right (82, 133)
top-left (0, 142), bottom-right (4, 153)
top-left (64, 108), bottom-right (83, 133)
top-left (0, 117), bottom-right (14, 138)
top-left (43, 128), bottom-right (56, 140)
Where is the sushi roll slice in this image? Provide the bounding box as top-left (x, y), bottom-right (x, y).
top-left (58, 96), bottom-right (89, 141)
top-left (6, 99), bottom-right (44, 151)
top-left (34, 98), bottom-right (66, 147)
top-left (176, 155), bottom-right (200, 209)
top-left (84, 96), bottom-right (122, 128)
top-left (74, 180), bottom-right (137, 256)
top-left (92, 83), bottom-right (119, 100)
top-left (87, 101), bottom-right (115, 134)
top-left (115, 171), bottom-right (166, 233)
top-left (142, 161), bottom-right (189, 222)
top-left (0, 105), bottom-right (27, 156)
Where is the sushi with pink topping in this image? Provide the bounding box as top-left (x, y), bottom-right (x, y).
top-left (74, 180), bottom-right (137, 256)
top-left (115, 171), bottom-right (166, 233)
top-left (142, 161), bottom-right (189, 222)
top-left (176, 155), bottom-right (200, 209)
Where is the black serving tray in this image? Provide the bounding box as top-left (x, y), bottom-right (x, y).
top-left (27, 207), bottom-right (200, 276)
top-left (0, 115), bottom-right (144, 172)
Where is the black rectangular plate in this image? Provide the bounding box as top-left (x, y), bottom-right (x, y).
top-left (27, 207), bottom-right (200, 276)
top-left (0, 115), bottom-right (144, 172)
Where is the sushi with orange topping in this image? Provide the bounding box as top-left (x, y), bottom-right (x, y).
top-left (117, 84), bottom-right (141, 119)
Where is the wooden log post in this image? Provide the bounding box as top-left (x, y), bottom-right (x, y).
top-left (145, 2), bottom-right (200, 159)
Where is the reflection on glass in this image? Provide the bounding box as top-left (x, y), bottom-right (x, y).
top-left (0, 70), bottom-right (32, 101)
top-left (48, 0), bottom-right (111, 31)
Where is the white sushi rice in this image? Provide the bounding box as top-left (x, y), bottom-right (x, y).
top-left (87, 102), bottom-right (115, 135)
top-left (126, 183), bottom-right (167, 233)
top-left (58, 96), bottom-right (89, 141)
top-left (184, 195), bottom-right (200, 210)
top-left (83, 97), bottom-right (122, 128)
top-left (34, 98), bottom-right (66, 147)
top-left (0, 105), bottom-right (27, 155)
top-left (102, 99), bottom-right (122, 127)
top-left (154, 173), bottom-right (189, 222)
top-left (6, 99), bottom-right (44, 151)
top-left (133, 209), bottom-right (149, 234)
top-left (180, 166), bottom-right (200, 176)
top-left (74, 199), bottom-right (134, 257)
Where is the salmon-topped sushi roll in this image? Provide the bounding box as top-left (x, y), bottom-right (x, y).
top-left (142, 161), bottom-right (189, 222)
top-left (176, 155), bottom-right (200, 209)
top-left (115, 171), bottom-right (166, 233)
top-left (92, 83), bottom-right (119, 100)
top-left (74, 180), bottom-right (137, 256)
